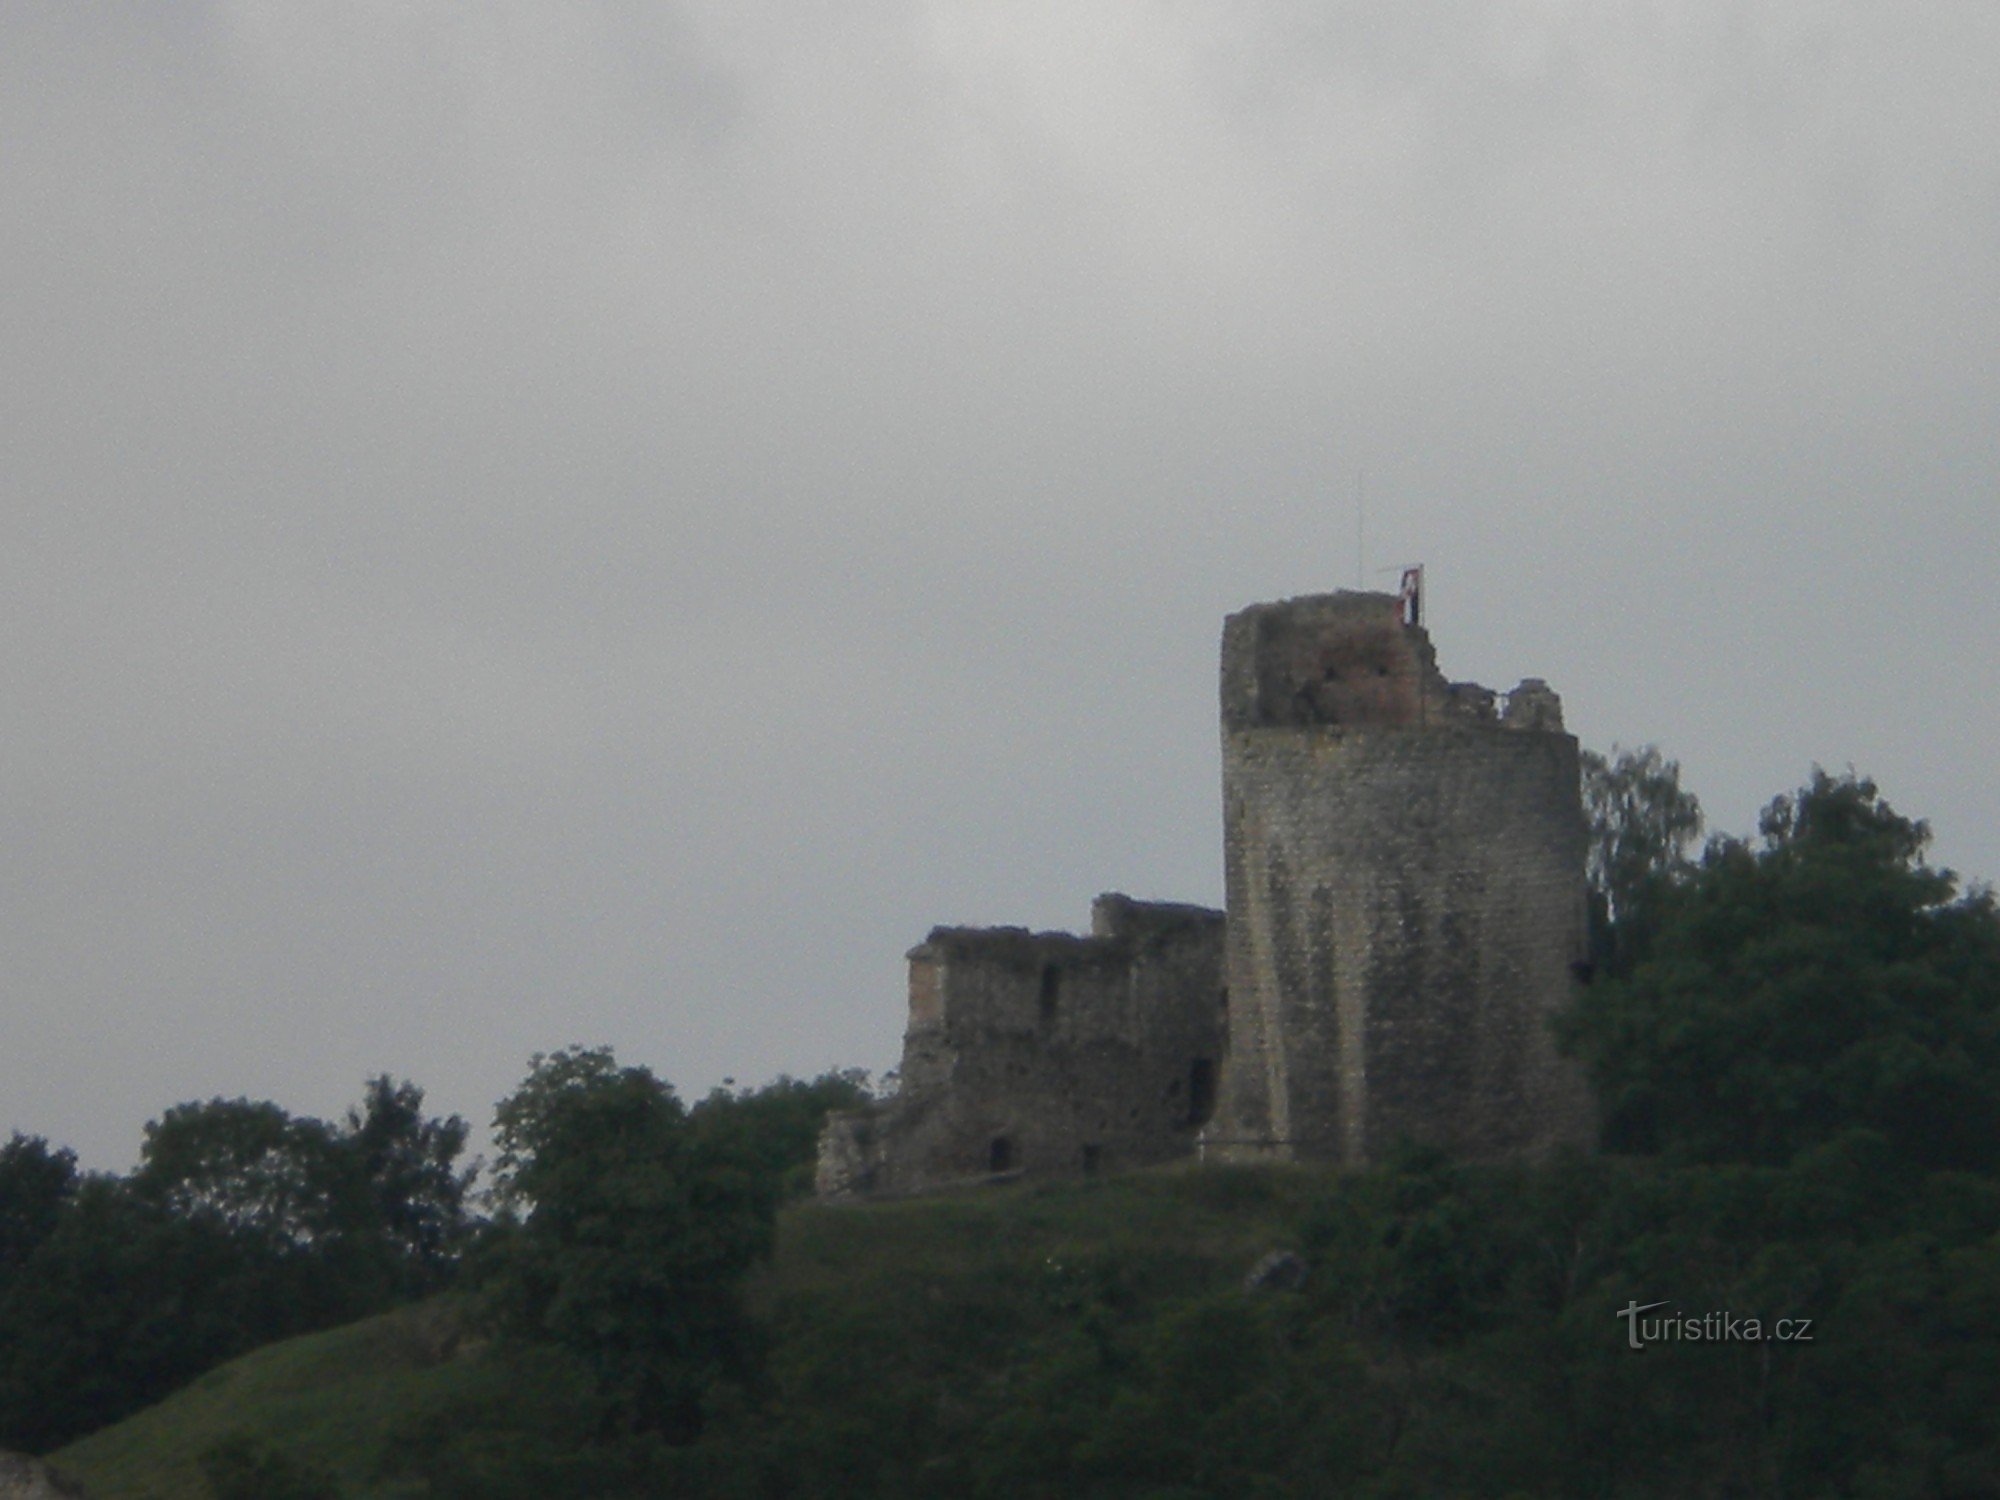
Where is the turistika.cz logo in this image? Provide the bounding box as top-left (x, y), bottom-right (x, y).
top-left (1616, 1301), bottom-right (1815, 1350)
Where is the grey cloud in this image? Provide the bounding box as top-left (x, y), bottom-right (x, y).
top-left (2, 0), bottom-right (1993, 1166)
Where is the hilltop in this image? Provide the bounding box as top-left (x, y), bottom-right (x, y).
top-left (49, 1141), bottom-right (2000, 1499)
top-left (19, 765), bottom-right (2000, 1497)
top-left (52, 1164), bottom-right (1325, 1499)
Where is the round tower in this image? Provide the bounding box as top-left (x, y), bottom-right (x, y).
top-left (1203, 591), bottom-right (1594, 1164)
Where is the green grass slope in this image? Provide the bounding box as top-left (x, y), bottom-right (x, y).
top-left (60, 1151), bottom-right (1999, 1498)
top-left (49, 1300), bottom-right (499, 1500)
top-left (52, 1164), bottom-right (1319, 1500)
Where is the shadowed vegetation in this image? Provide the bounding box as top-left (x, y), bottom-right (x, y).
top-left (27, 768), bottom-right (2000, 1496)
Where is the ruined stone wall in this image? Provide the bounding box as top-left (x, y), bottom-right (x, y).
top-left (1205, 592), bottom-right (1593, 1164)
top-left (816, 896), bottom-right (1226, 1198)
top-left (818, 589), bottom-right (1594, 1198)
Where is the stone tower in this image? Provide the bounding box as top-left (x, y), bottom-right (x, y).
top-left (1202, 591), bottom-right (1593, 1165)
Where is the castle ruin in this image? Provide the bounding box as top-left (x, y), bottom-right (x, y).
top-left (816, 590), bottom-right (1592, 1198)
top-left (814, 894), bottom-right (1227, 1196)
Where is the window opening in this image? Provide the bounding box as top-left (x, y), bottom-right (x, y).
top-left (1187, 1058), bottom-right (1218, 1127)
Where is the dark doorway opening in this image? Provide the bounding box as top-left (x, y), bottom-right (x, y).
top-left (1081, 1143), bottom-right (1102, 1175)
top-left (1038, 964), bottom-right (1060, 1026)
top-left (1187, 1058), bottom-right (1217, 1127)
top-left (989, 1136), bottom-right (1016, 1174)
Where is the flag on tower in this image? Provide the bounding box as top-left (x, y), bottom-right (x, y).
top-left (1398, 566), bottom-right (1423, 627)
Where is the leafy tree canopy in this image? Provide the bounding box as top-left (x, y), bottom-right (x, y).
top-left (485, 1047), bottom-right (781, 1443)
top-left (0, 1176), bottom-right (243, 1452)
top-left (1563, 768), bottom-right (2000, 1171)
top-left (0, 1134), bottom-right (76, 1286)
top-left (345, 1074), bottom-right (475, 1293)
top-left (131, 1079), bottom-right (473, 1297)
top-left (689, 1070), bottom-right (873, 1201)
top-left (0, 1078), bottom-right (471, 1453)
top-left (132, 1098), bottom-right (356, 1250)
top-left (1581, 744), bottom-right (1704, 973)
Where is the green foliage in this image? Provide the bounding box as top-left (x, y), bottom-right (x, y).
top-left (128, 1099), bottom-right (380, 1338)
top-left (0, 1133), bottom-right (76, 1284)
top-left (199, 1434), bottom-right (341, 1500)
top-left (5, 1055), bottom-right (838, 1464)
top-left (483, 1047), bottom-right (780, 1443)
top-left (689, 1070), bottom-right (873, 1201)
top-left (133, 1079), bottom-right (474, 1301)
top-left (345, 1076), bottom-right (476, 1295)
top-left (0, 1079), bottom-right (473, 1453)
top-left (1580, 743), bottom-right (1704, 973)
top-left (32, 765), bottom-right (2000, 1497)
top-left (50, 1150), bottom-right (2000, 1500)
top-left (1563, 768), bottom-right (2000, 1170)
top-left (0, 1178), bottom-right (245, 1452)
top-left (134, 1098), bottom-right (355, 1245)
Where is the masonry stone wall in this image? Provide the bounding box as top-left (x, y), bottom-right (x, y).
top-left (1205, 592), bottom-right (1594, 1164)
top-left (816, 895), bottom-right (1226, 1198)
top-left (817, 588), bottom-right (1593, 1197)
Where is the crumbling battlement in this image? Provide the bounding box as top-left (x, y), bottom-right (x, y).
top-left (1221, 591), bottom-right (1567, 734)
top-left (816, 895), bottom-right (1226, 1198)
top-left (817, 589), bottom-right (1593, 1199)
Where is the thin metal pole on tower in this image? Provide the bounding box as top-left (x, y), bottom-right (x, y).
top-left (1355, 469), bottom-right (1365, 589)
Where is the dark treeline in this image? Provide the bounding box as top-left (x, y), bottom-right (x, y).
top-left (0, 1076), bottom-right (475, 1451)
top-left (13, 760), bottom-right (2000, 1497)
top-left (638, 764), bottom-right (1999, 1498)
top-left (0, 1063), bottom-right (869, 1458)
top-left (431, 763), bottom-right (1995, 1498)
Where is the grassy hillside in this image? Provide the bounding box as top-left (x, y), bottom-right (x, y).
top-left (53, 1163), bottom-right (1321, 1500)
top-left (44, 774), bottom-right (2000, 1497)
top-left (49, 1301), bottom-right (487, 1500)
top-left (51, 1147), bottom-right (2000, 1498)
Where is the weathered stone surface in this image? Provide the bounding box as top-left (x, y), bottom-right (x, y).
top-left (1243, 1249), bottom-right (1309, 1293)
top-left (816, 895), bottom-right (1227, 1197)
top-left (818, 589), bottom-right (1594, 1197)
top-left (1502, 677), bottom-right (1565, 732)
top-left (0, 1453), bottom-right (87, 1500)
top-left (1204, 592), bottom-right (1593, 1165)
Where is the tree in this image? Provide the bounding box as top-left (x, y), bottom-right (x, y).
top-left (344, 1075), bottom-right (474, 1294)
top-left (1561, 769), bottom-right (2000, 1170)
top-left (131, 1098), bottom-right (357, 1249)
top-left (486, 1047), bottom-right (779, 1443)
top-left (688, 1070), bottom-right (873, 1200)
top-left (0, 1080), bottom-right (478, 1450)
top-left (128, 1096), bottom-right (390, 1341)
top-left (0, 1134), bottom-right (76, 1287)
top-left (130, 1082), bottom-right (474, 1306)
top-left (0, 1176), bottom-right (244, 1450)
top-left (1580, 744), bottom-right (1704, 973)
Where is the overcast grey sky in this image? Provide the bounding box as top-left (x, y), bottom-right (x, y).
top-left (5, 2), bottom-right (1996, 1169)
